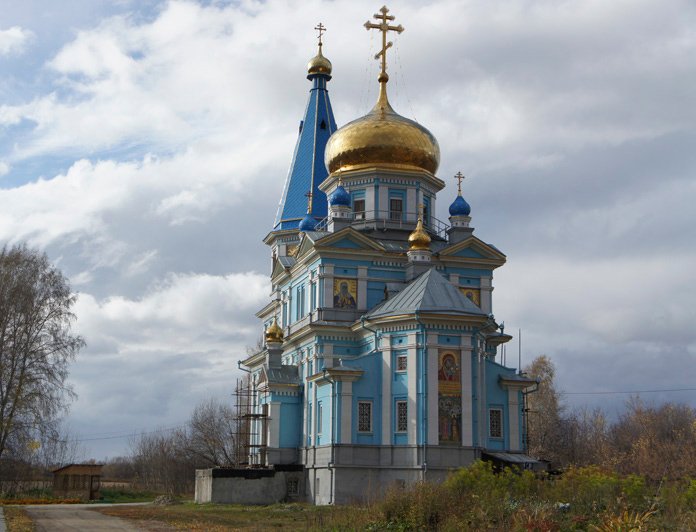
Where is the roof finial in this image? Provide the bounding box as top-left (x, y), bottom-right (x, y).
top-left (454, 171), bottom-right (466, 196)
top-left (315, 22), bottom-right (326, 47)
top-left (364, 6), bottom-right (403, 105)
top-left (305, 190), bottom-right (313, 215)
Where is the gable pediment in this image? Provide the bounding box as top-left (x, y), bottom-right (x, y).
top-left (438, 236), bottom-right (506, 263)
top-left (314, 227), bottom-right (385, 252)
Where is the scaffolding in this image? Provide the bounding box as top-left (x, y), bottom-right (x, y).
top-left (233, 374), bottom-right (269, 467)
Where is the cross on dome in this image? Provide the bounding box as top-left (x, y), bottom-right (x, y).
top-left (304, 190), bottom-right (313, 214)
top-left (454, 171), bottom-right (466, 195)
top-left (314, 22), bottom-right (326, 46)
top-left (364, 6), bottom-right (404, 83)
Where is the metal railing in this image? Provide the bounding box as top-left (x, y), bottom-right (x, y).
top-left (313, 210), bottom-right (450, 238)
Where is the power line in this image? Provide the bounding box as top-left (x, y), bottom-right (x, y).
top-left (564, 387), bottom-right (696, 396)
top-left (70, 424), bottom-right (185, 443)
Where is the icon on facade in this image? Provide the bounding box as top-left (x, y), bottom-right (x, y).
top-left (459, 287), bottom-right (481, 307)
top-left (333, 278), bottom-right (357, 309)
top-left (438, 351), bottom-right (461, 444)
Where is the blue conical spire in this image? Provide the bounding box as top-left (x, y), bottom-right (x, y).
top-left (273, 41), bottom-right (337, 231)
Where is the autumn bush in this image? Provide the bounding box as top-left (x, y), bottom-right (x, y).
top-left (359, 461), bottom-right (696, 531)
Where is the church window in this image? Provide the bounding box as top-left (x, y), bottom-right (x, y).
top-left (353, 199), bottom-right (365, 220)
top-left (358, 401), bottom-right (372, 432)
top-left (389, 198), bottom-right (403, 221)
top-left (489, 408), bottom-right (503, 439)
top-left (422, 196), bottom-right (431, 227)
top-left (396, 400), bottom-right (408, 433)
top-left (396, 354), bottom-right (407, 372)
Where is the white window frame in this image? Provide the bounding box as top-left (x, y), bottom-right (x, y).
top-left (358, 400), bottom-right (373, 433)
top-left (489, 407), bottom-right (503, 439)
top-left (395, 400), bottom-right (408, 433)
top-left (317, 401), bottom-right (323, 435)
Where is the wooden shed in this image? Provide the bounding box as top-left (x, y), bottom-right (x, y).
top-left (52, 463), bottom-right (103, 500)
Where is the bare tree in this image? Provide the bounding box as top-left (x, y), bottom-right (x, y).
top-left (524, 355), bottom-right (565, 464)
top-left (0, 244), bottom-right (84, 462)
top-left (185, 398), bottom-right (236, 466)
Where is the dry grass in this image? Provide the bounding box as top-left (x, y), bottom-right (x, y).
top-left (3, 506), bottom-right (34, 532)
top-left (99, 502), bottom-right (363, 531)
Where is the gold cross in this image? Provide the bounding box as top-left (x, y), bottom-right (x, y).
top-left (364, 6), bottom-right (404, 83)
top-left (417, 202), bottom-right (424, 219)
top-left (454, 171), bottom-right (466, 195)
top-left (314, 22), bottom-right (326, 46)
top-left (305, 190), bottom-right (313, 214)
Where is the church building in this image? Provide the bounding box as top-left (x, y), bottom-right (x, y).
top-left (239, 7), bottom-right (537, 505)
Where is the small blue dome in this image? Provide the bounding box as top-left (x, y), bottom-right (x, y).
top-left (298, 213), bottom-right (317, 231)
top-left (449, 195), bottom-right (471, 216)
top-left (328, 184), bottom-right (350, 207)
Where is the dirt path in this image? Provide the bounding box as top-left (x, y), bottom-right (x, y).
top-left (24, 504), bottom-right (170, 531)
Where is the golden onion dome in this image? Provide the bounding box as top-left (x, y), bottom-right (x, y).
top-left (408, 215), bottom-right (431, 251)
top-left (265, 318), bottom-right (284, 343)
top-left (307, 44), bottom-right (332, 77)
top-left (325, 84), bottom-right (440, 174)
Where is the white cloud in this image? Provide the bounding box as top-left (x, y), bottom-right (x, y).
top-left (75, 270), bottom-right (268, 353)
top-left (0, 26), bottom-right (33, 56)
top-left (1, 0), bottom-right (694, 456)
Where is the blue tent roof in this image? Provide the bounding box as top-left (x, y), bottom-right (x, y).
top-left (273, 67), bottom-right (337, 230)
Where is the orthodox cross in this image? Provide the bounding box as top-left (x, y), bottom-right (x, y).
top-left (305, 190), bottom-right (313, 214)
top-left (314, 22), bottom-right (326, 46)
top-left (417, 202), bottom-right (424, 220)
top-left (454, 171), bottom-right (466, 195)
top-left (364, 6), bottom-right (404, 82)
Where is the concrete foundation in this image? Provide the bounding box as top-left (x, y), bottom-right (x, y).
top-left (195, 466), bottom-right (304, 504)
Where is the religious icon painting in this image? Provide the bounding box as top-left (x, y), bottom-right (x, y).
top-left (459, 287), bottom-right (481, 307)
top-left (438, 350), bottom-right (461, 444)
top-left (333, 278), bottom-right (357, 309)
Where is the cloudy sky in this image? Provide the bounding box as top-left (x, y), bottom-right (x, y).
top-left (1, 0), bottom-right (695, 459)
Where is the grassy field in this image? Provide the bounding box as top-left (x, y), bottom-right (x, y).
top-left (7, 462), bottom-right (696, 530)
top-left (99, 502), bottom-right (362, 530)
top-left (98, 462), bottom-right (696, 531)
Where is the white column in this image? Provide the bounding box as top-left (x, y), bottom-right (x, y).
top-left (460, 337), bottom-right (474, 446)
top-left (365, 185), bottom-right (375, 219)
top-left (302, 364), bottom-right (308, 447)
top-left (381, 343), bottom-right (392, 445)
top-left (312, 383), bottom-right (318, 446)
top-left (508, 389), bottom-right (520, 451)
top-left (268, 402), bottom-right (280, 448)
top-left (379, 185), bottom-right (389, 220)
top-left (322, 265), bottom-right (334, 308)
top-left (427, 335), bottom-right (438, 445)
top-left (480, 276), bottom-right (492, 314)
top-left (407, 332), bottom-right (417, 445)
top-left (406, 188), bottom-right (417, 222)
top-left (357, 266), bottom-right (368, 311)
top-left (341, 381), bottom-right (353, 444)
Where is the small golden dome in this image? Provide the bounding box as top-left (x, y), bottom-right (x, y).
top-left (265, 318), bottom-right (284, 343)
top-left (325, 85), bottom-right (440, 174)
top-left (408, 215), bottom-right (431, 251)
top-left (307, 44), bottom-right (332, 77)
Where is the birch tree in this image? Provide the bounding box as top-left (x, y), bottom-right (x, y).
top-left (0, 244), bottom-right (84, 461)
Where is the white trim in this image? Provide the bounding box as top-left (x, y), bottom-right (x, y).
top-left (508, 389), bottom-right (520, 451)
top-left (381, 344), bottom-right (392, 445)
top-left (427, 344), bottom-right (438, 445)
top-left (407, 332), bottom-right (417, 445)
top-left (460, 339), bottom-right (473, 446)
top-left (341, 381), bottom-right (352, 444)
